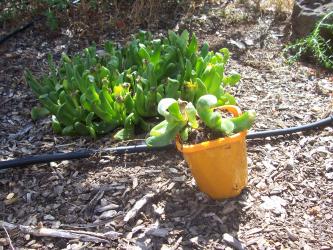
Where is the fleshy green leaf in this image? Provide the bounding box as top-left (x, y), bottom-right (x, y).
top-left (157, 98), bottom-right (183, 122)
top-left (31, 106), bottom-right (50, 120)
top-left (185, 103), bottom-right (198, 128)
top-left (180, 127), bottom-right (189, 141)
top-left (223, 73), bottom-right (241, 86)
top-left (220, 119), bottom-right (234, 135)
top-left (201, 42), bottom-right (209, 58)
top-left (231, 110), bottom-right (256, 133)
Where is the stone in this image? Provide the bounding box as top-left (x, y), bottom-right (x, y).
top-left (291, 0), bottom-right (333, 38)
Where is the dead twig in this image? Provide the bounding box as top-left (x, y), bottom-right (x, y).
top-left (170, 236), bottom-right (183, 250)
top-left (124, 192), bottom-right (156, 222)
top-left (2, 225), bottom-right (15, 250)
top-left (0, 98), bottom-right (11, 106)
top-left (61, 213), bottom-right (123, 229)
top-left (82, 189), bottom-right (105, 219)
top-left (123, 181), bottom-right (174, 223)
top-left (0, 221), bottom-right (121, 243)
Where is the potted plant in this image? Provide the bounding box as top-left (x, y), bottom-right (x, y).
top-left (145, 95), bottom-right (255, 199)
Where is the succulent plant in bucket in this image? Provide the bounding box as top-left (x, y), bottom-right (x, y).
top-left (146, 94), bottom-right (255, 199)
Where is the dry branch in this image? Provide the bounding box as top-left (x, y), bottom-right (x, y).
top-left (0, 221), bottom-right (121, 244)
top-left (1, 225), bottom-right (15, 250)
top-left (124, 192), bottom-right (156, 222)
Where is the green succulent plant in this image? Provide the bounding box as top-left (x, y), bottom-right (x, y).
top-left (145, 94), bottom-right (256, 147)
top-left (26, 30), bottom-right (242, 140)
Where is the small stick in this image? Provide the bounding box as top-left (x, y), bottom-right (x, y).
top-left (82, 189), bottom-right (105, 218)
top-left (124, 192), bottom-right (156, 222)
top-left (171, 236), bottom-right (182, 250)
top-left (0, 99), bottom-right (10, 106)
top-left (2, 225), bottom-right (15, 250)
top-left (0, 221), bottom-right (120, 243)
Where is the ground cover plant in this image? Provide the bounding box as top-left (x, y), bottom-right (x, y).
top-left (26, 30), bottom-right (241, 140)
top-left (285, 10), bottom-right (333, 69)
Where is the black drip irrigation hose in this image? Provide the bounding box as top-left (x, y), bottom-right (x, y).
top-left (0, 20), bottom-right (35, 45)
top-left (246, 115), bottom-right (333, 139)
top-left (0, 116), bottom-right (332, 170)
top-left (0, 1), bottom-right (79, 46)
top-left (0, 144), bottom-right (174, 170)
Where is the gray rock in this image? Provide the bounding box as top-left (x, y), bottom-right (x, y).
top-left (291, 0), bottom-right (333, 38)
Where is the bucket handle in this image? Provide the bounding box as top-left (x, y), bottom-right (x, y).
top-left (176, 105), bottom-right (242, 150)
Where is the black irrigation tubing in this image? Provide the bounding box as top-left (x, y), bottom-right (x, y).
top-left (0, 20), bottom-right (35, 45)
top-left (0, 115), bottom-right (332, 170)
top-left (0, 1), bottom-right (81, 45)
top-left (0, 144), bottom-right (175, 170)
top-left (246, 115), bottom-right (333, 139)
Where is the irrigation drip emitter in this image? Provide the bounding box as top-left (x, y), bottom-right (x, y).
top-left (0, 115), bottom-right (332, 170)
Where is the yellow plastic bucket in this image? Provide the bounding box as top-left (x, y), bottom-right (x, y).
top-left (176, 105), bottom-right (248, 200)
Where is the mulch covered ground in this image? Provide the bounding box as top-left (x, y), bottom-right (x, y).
top-left (0, 1), bottom-right (332, 249)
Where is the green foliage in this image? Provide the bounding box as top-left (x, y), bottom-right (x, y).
top-left (196, 95), bottom-right (255, 135)
top-left (45, 8), bottom-right (58, 31)
top-left (0, 0), bottom-right (68, 30)
top-left (145, 94), bottom-right (256, 147)
top-left (42, 0), bottom-right (70, 31)
top-left (0, 0), bottom-right (32, 24)
top-left (285, 11), bottom-right (333, 69)
top-left (31, 106), bottom-right (50, 120)
top-left (145, 98), bottom-right (195, 146)
top-left (26, 30), bottom-right (241, 139)
top-left (41, 0), bottom-right (70, 10)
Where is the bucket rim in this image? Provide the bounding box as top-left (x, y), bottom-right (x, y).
top-left (176, 130), bottom-right (247, 153)
top-left (176, 105), bottom-right (247, 153)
